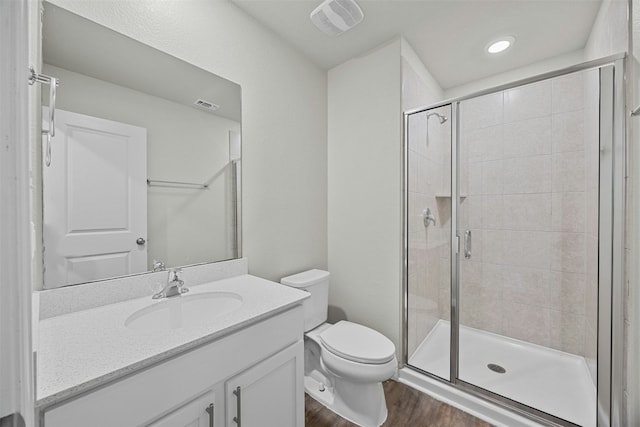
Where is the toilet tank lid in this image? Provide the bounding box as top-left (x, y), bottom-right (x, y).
top-left (281, 269), bottom-right (329, 287)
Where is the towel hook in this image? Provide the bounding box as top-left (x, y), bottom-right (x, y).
top-left (29, 66), bottom-right (59, 167)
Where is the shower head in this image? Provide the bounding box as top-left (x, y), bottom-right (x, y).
top-left (426, 112), bottom-right (448, 124)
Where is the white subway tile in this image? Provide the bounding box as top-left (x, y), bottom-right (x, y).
top-left (502, 302), bottom-right (550, 347)
top-left (502, 267), bottom-right (549, 307)
top-left (503, 193), bottom-right (552, 231)
top-left (552, 110), bottom-right (584, 153)
top-left (552, 151), bottom-right (585, 192)
top-left (547, 271), bottom-right (586, 315)
top-left (482, 159), bottom-right (504, 194)
top-left (552, 72), bottom-right (584, 114)
top-left (482, 195), bottom-right (504, 230)
top-left (503, 155), bottom-right (552, 194)
top-left (482, 263), bottom-right (504, 288)
top-left (482, 229), bottom-right (504, 264)
top-left (462, 91), bottom-right (504, 130)
top-left (463, 195), bottom-right (484, 229)
top-left (465, 125), bottom-right (503, 162)
top-left (551, 232), bottom-right (586, 273)
top-left (504, 81), bottom-right (551, 123)
top-left (549, 310), bottom-right (585, 355)
top-left (551, 192), bottom-right (586, 233)
top-left (503, 116), bottom-right (551, 158)
top-left (467, 162), bottom-right (483, 195)
top-left (460, 285), bottom-right (503, 334)
top-left (503, 230), bottom-right (551, 270)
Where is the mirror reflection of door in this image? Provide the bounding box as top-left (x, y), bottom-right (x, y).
top-left (43, 108), bottom-right (147, 287)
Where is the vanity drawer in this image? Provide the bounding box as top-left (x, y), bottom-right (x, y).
top-left (42, 306), bottom-right (303, 427)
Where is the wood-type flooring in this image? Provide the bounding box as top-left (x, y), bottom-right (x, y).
top-left (305, 380), bottom-right (494, 427)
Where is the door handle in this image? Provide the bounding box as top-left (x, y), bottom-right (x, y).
top-left (136, 237), bottom-right (146, 245)
top-left (464, 230), bottom-right (472, 259)
top-left (233, 386), bottom-right (241, 426)
top-left (205, 403), bottom-right (214, 427)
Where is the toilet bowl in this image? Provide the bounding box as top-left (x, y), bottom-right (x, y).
top-left (281, 270), bottom-right (397, 427)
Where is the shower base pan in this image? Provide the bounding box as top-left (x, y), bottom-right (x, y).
top-left (408, 320), bottom-right (596, 427)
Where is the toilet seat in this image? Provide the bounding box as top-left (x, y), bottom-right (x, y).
top-left (319, 320), bottom-right (395, 364)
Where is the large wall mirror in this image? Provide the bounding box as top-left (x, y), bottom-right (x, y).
top-left (38, 2), bottom-right (242, 289)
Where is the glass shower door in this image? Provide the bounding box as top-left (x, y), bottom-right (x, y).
top-left (456, 69), bottom-right (601, 426)
top-left (405, 104), bottom-right (452, 381)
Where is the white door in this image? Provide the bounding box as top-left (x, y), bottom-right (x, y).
top-left (43, 108), bottom-right (147, 288)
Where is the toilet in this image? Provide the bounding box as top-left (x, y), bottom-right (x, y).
top-left (281, 269), bottom-right (397, 427)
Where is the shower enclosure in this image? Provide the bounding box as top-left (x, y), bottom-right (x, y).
top-left (403, 57), bottom-right (625, 427)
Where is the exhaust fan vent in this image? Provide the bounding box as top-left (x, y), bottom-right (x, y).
top-left (310, 0), bottom-right (364, 36)
top-left (194, 99), bottom-right (220, 111)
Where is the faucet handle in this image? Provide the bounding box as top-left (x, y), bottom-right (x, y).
top-left (168, 268), bottom-right (183, 282)
top-left (171, 268), bottom-right (188, 295)
top-left (152, 268), bottom-right (187, 299)
top-left (152, 259), bottom-right (165, 272)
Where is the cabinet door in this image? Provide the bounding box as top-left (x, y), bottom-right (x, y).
top-left (226, 341), bottom-right (303, 427)
top-left (148, 390), bottom-right (217, 427)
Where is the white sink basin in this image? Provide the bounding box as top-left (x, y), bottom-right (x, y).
top-left (125, 292), bottom-right (243, 331)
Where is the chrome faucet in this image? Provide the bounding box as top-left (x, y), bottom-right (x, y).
top-left (152, 268), bottom-right (189, 299)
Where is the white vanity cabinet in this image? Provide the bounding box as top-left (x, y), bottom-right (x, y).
top-left (225, 342), bottom-right (302, 427)
top-left (40, 306), bottom-right (304, 427)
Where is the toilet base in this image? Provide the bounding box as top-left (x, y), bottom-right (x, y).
top-left (304, 374), bottom-right (388, 427)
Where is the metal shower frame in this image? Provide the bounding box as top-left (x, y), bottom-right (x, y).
top-left (401, 53), bottom-right (626, 427)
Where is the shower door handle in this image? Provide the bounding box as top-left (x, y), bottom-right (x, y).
top-left (464, 230), bottom-right (472, 259)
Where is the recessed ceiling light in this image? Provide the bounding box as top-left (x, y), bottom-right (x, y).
top-left (486, 36), bottom-right (515, 54)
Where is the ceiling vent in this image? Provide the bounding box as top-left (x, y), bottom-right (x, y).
top-left (194, 99), bottom-right (220, 111)
top-left (310, 0), bottom-right (364, 36)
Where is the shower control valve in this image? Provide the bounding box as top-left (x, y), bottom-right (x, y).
top-left (423, 208), bottom-right (436, 227)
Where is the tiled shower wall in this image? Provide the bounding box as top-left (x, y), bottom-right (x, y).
top-left (458, 70), bottom-right (598, 357)
top-left (406, 68), bottom-right (599, 360)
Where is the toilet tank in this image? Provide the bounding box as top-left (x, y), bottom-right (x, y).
top-left (281, 269), bottom-right (329, 332)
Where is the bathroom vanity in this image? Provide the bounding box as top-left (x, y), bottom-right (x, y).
top-left (35, 273), bottom-right (308, 427)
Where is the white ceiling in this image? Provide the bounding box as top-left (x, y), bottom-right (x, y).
top-left (231, 0), bottom-right (603, 89)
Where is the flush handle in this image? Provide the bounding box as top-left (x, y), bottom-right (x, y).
top-left (233, 386), bottom-right (241, 426)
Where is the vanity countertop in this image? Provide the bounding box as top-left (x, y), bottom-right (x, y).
top-left (36, 274), bottom-right (308, 407)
